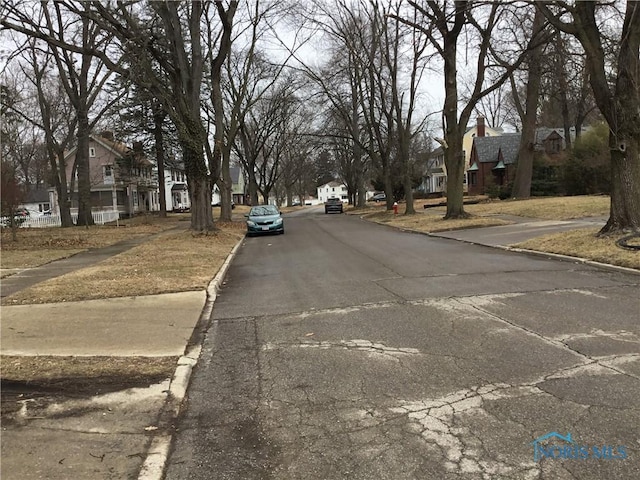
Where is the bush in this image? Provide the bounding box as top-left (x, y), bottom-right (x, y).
top-left (561, 122), bottom-right (610, 195)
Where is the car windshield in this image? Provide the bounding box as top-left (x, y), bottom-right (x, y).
top-left (250, 205), bottom-right (279, 216)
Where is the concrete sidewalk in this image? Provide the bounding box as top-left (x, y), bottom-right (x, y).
top-left (0, 225), bottom-right (237, 480)
top-left (1, 291), bottom-right (205, 357)
top-left (432, 216), bottom-right (607, 247)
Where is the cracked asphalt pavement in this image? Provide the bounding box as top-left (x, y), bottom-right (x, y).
top-left (165, 207), bottom-right (640, 480)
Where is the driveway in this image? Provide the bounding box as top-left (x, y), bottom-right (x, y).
top-left (165, 207), bottom-right (640, 479)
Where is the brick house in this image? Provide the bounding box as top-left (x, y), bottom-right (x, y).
top-left (467, 133), bottom-right (521, 196)
top-left (53, 131), bottom-right (159, 217)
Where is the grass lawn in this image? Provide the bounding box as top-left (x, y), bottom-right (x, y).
top-left (1, 221), bottom-right (245, 305)
top-left (360, 208), bottom-right (511, 232)
top-left (0, 215), bottom-right (184, 277)
top-left (464, 194), bottom-right (610, 219)
top-left (515, 228), bottom-right (640, 270)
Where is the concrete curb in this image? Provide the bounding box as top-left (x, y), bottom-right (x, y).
top-left (137, 235), bottom-right (246, 480)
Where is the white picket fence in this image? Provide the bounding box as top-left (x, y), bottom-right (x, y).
top-left (1, 210), bottom-right (120, 228)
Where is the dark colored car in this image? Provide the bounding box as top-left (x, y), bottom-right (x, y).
top-left (245, 205), bottom-right (284, 236)
top-left (369, 193), bottom-right (386, 203)
top-left (324, 198), bottom-right (343, 214)
top-left (211, 201), bottom-right (236, 209)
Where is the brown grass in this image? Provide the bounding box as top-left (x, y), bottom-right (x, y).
top-left (1, 217), bottom-right (180, 252)
top-left (2, 224), bottom-right (245, 305)
top-left (1, 250), bottom-right (85, 276)
top-left (464, 195), bottom-right (609, 220)
top-left (515, 228), bottom-right (640, 270)
top-left (365, 210), bottom-right (510, 232)
top-left (356, 199), bottom-right (511, 233)
top-left (1, 355), bottom-right (178, 385)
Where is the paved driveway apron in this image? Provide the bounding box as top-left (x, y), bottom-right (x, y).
top-left (165, 208), bottom-right (640, 480)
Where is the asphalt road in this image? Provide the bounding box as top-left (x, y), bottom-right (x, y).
top-left (164, 207), bottom-right (640, 480)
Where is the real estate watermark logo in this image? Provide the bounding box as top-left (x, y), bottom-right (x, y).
top-left (531, 432), bottom-right (627, 462)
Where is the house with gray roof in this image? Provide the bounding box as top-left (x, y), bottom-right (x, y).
top-left (467, 133), bottom-right (521, 195)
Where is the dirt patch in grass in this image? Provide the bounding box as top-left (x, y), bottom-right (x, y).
top-left (515, 228), bottom-right (640, 270)
top-left (1, 355), bottom-right (178, 416)
top-left (465, 195), bottom-right (609, 220)
top-left (2, 224), bottom-right (245, 305)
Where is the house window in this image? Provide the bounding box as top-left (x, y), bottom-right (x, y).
top-left (104, 165), bottom-right (113, 184)
top-left (39, 203), bottom-right (50, 212)
top-left (469, 172), bottom-right (477, 186)
top-left (89, 147), bottom-right (96, 157)
top-left (332, 187), bottom-right (335, 192)
top-left (342, 187), bottom-right (346, 192)
top-left (133, 191), bottom-right (139, 207)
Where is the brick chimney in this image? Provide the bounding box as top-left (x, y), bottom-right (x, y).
top-left (477, 117), bottom-right (486, 137)
top-left (100, 130), bottom-right (114, 141)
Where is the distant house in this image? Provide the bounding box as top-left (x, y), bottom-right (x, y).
top-left (463, 117), bottom-right (504, 168)
top-left (53, 131), bottom-right (159, 217)
top-left (534, 127), bottom-right (582, 156)
top-left (317, 181), bottom-right (348, 203)
top-left (21, 186), bottom-right (52, 214)
top-left (163, 163), bottom-right (189, 212)
top-left (467, 133), bottom-right (521, 196)
top-left (418, 147), bottom-right (447, 195)
top-left (211, 166), bottom-right (246, 205)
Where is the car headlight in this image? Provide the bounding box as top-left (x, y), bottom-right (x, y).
top-left (247, 220), bottom-right (256, 227)
top-left (274, 218), bottom-right (283, 225)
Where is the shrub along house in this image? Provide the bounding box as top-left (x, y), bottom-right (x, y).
top-left (53, 131), bottom-right (159, 217)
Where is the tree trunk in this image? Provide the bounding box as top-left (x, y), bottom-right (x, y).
top-left (443, 131), bottom-right (468, 219)
top-left (442, 31), bottom-right (468, 219)
top-left (512, 10), bottom-right (545, 199)
top-left (602, 130), bottom-right (640, 233)
top-left (154, 108), bottom-right (167, 217)
top-left (512, 10), bottom-right (544, 198)
top-left (75, 112), bottom-right (94, 227)
top-left (183, 141), bottom-right (214, 231)
top-left (248, 174), bottom-right (259, 205)
top-left (220, 149), bottom-right (233, 221)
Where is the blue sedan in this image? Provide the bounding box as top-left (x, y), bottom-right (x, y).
top-left (245, 205), bottom-right (284, 236)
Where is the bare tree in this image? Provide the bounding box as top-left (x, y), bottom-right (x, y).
top-left (2, 1), bottom-right (240, 231)
top-left (208, 0), bottom-right (287, 218)
top-left (23, 42), bottom-right (77, 226)
top-left (511, 7), bottom-right (547, 199)
top-left (400, 1), bottom-right (545, 218)
top-left (539, 1), bottom-right (640, 233)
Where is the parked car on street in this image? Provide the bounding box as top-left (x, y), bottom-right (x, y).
top-left (369, 193), bottom-right (386, 203)
top-left (245, 205), bottom-right (284, 236)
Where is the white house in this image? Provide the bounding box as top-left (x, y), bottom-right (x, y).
top-left (21, 186), bottom-right (53, 215)
top-left (418, 147), bottom-right (447, 195)
top-left (163, 163), bottom-right (190, 212)
top-left (317, 181), bottom-right (348, 203)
